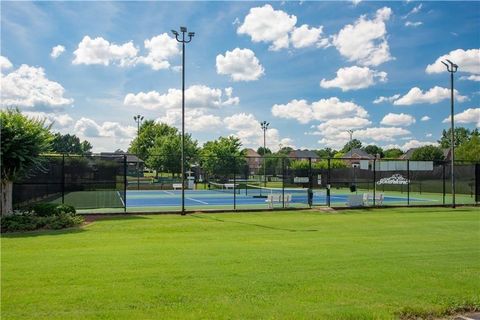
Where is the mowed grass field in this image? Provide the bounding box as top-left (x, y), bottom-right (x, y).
top-left (2, 207), bottom-right (479, 319)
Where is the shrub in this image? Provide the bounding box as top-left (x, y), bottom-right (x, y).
top-left (32, 203), bottom-right (59, 217)
top-left (1, 204), bottom-right (83, 232)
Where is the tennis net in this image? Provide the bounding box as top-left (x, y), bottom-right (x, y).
top-left (244, 184), bottom-right (309, 200)
top-left (208, 181), bottom-right (240, 194)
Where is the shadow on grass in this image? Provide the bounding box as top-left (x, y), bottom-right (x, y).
top-left (83, 214), bottom-right (151, 223)
top-left (1, 226), bottom-right (87, 238)
top-left (191, 214), bottom-right (318, 232)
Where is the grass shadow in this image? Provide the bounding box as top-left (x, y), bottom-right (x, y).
top-left (1, 226), bottom-right (87, 238)
top-left (191, 214), bottom-right (318, 232)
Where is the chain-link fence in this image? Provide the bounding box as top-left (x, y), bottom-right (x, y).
top-left (12, 154), bottom-right (479, 213)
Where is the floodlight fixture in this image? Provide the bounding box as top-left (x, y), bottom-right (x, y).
top-left (180, 26), bottom-right (187, 32)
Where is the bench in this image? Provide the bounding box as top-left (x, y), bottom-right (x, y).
top-left (346, 194), bottom-right (364, 207)
top-left (172, 183), bottom-right (183, 190)
top-left (363, 193), bottom-right (384, 206)
top-left (266, 194), bottom-right (292, 208)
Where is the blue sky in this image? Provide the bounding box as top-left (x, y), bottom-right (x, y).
top-left (1, 1), bottom-right (479, 152)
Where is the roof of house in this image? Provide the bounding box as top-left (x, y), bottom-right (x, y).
top-left (344, 148), bottom-right (375, 159)
top-left (400, 148), bottom-right (416, 160)
top-left (245, 148), bottom-right (260, 157)
top-left (288, 149), bottom-right (318, 159)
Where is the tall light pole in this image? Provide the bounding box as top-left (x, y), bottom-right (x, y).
top-left (346, 129), bottom-right (355, 192)
top-left (133, 114), bottom-right (144, 191)
top-left (172, 26), bottom-right (194, 215)
top-left (441, 59), bottom-right (458, 208)
top-left (260, 121), bottom-right (269, 187)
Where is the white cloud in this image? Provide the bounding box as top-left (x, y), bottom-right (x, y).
top-left (314, 117), bottom-right (372, 137)
top-left (402, 3), bottom-right (422, 19)
top-left (223, 113), bottom-right (294, 151)
top-left (354, 127), bottom-right (411, 142)
top-left (320, 66), bottom-right (387, 91)
top-left (421, 116), bottom-right (431, 121)
top-left (272, 97), bottom-right (368, 124)
top-left (332, 7), bottom-right (393, 66)
top-left (405, 21), bottom-right (423, 27)
top-left (426, 133), bottom-right (432, 137)
top-left (290, 24), bottom-right (329, 49)
top-left (22, 111), bottom-right (73, 128)
top-left (373, 94), bottom-right (400, 104)
top-left (351, 0), bottom-right (362, 6)
top-left (74, 117), bottom-right (136, 138)
top-left (380, 113), bottom-right (416, 126)
top-left (318, 126), bottom-right (410, 149)
top-left (157, 109), bottom-right (222, 132)
top-left (401, 139), bottom-right (437, 150)
top-left (124, 85), bottom-right (239, 110)
top-left (460, 75), bottom-right (480, 82)
top-left (426, 49), bottom-right (480, 75)
top-left (442, 108), bottom-right (480, 127)
top-left (136, 33), bottom-right (180, 70)
top-left (50, 45), bottom-right (65, 58)
top-left (73, 36), bottom-right (138, 66)
top-left (393, 86), bottom-right (468, 106)
top-left (0, 56), bottom-right (13, 73)
top-left (237, 4), bottom-right (297, 51)
top-left (237, 5), bottom-right (327, 51)
top-left (1, 64), bottom-right (73, 109)
top-left (216, 48), bottom-right (264, 81)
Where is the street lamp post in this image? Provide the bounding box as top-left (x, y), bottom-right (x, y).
top-left (346, 130), bottom-right (355, 193)
top-left (260, 121), bottom-right (269, 187)
top-left (172, 27), bottom-right (194, 215)
top-left (133, 114), bottom-right (144, 191)
top-left (441, 59), bottom-right (458, 208)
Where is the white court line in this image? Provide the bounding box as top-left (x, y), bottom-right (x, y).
top-left (186, 197), bottom-right (209, 205)
top-left (163, 190), bottom-right (175, 196)
top-left (117, 191), bottom-right (125, 207)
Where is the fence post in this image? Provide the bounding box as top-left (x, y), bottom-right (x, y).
top-left (407, 160), bottom-right (410, 206)
top-left (282, 157), bottom-right (285, 209)
top-left (442, 162), bottom-right (446, 205)
top-left (124, 155), bottom-right (127, 213)
top-left (327, 158), bottom-right (331, 207)
top-left (373, 159), bottom-right (376, 207)
top-left (233, 157), bottom-right (236, 211)
top-left (61, 154), bottom-right (65, 204)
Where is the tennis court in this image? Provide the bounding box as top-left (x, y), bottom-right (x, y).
top-left (123, 186), bottom-right (433, 210)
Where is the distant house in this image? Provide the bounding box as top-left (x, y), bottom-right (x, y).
top-left (400, 148), bottom-right (451, 161)
top-left (244, 148), bottom-right (261, 174)
top-left (343, 148), bottom-right (375, 165)
top-left (288, 149), bottom-right (320, 162)
top-left (100, 152), bottom-right (145, 176)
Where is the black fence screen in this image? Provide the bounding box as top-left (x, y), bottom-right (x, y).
top-left (12, 154), bottom-right (479, 213)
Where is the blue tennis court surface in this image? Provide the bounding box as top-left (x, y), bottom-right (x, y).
top-left (126, 189), bottom-right (431, 208)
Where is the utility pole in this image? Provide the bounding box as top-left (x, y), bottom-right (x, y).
top-left (172, 27), bottom-right (194, 215)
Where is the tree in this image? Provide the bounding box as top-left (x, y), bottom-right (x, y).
top-left (341, 139), bottom-right (362, 153)
top-left (316, 148), bottom-right (335, 158)
top-left (51, 133), bottom-right (92, 155)
top-left (278, 146), bottom-right (293, 155)
top-left (146, 133), bottom-right (198, 178)
top-left (200, 136), bottom-right (246, 180)
top-left (410, 145), bottom-right (444, 161)
top-left (384, 148), bottom-right (403, 159)
top-left (128, 120), bottom-right (177, 160)
top-left (363, 145), bottom-right (384, 158)
top-left (257, 147), bottom-right (271, 156)
top-left (438, 127), bottom-right (472, 148)
top-left (456, 133), bottom-right (480, 161)
top-left (1, 109), bottom-right (53, 215)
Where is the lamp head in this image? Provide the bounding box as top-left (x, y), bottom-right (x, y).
top-left (171, 30), bottom-right (179, 36)
top-left (188, 32), bottom-right (195, 37)
top-left (180, 26), bottom-right (187, 32)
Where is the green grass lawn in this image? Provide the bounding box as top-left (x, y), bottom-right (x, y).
top-left (2, 207), bottom-right (479, 319)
